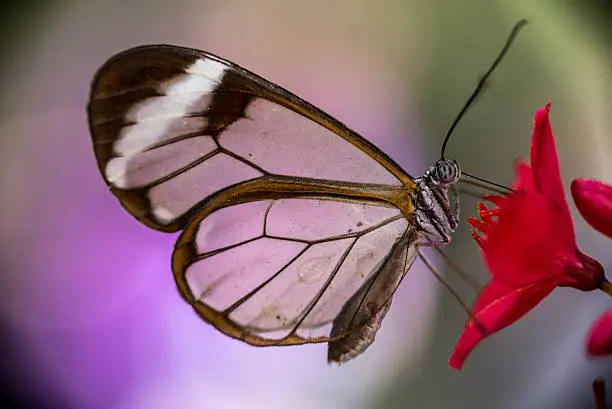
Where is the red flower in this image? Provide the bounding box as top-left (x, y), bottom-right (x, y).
top-left (572, 178), bottom-right (612, 241)
top-left (587, 310), bottom-right (612, 356)
top-left (449, 103), bottom-right (606, 370)
top-left (571, 178), bottom-right (612, 356)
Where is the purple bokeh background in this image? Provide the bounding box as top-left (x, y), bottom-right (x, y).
top-left (0, 2), bottom-right (439, 408)
top-left (1, 1), bottom-right (612, 409)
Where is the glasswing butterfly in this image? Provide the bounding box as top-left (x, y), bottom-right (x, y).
top-left (87, 20), bottom-right (526, 364)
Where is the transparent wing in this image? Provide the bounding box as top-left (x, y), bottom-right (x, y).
top-left (327, 228), bottom-right (417, 363)
top-left (87, 45), bottom-right (415, 232)
top-left (172, 197), bottom-right (417, 352)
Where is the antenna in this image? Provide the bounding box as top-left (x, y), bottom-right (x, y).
top-left (440, 19), bottom-right (528, 159)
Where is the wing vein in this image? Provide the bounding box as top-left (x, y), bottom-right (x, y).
top-left (192, 235), bottom-right (264, 261)
top-left (311, 214), bottom-right (404, 244)
top-left (223, 243), bottom-right (312, 315)
top-left (345, 227), bottom-right (412, 331)
top-left (283, 237), bottom-right (358, 338)
top-left (142, 149), bottom-right (221, 189)
top-left (262, 200), bottom-right (275, 235)
top-left (219, 147), bottom-right (270, 176)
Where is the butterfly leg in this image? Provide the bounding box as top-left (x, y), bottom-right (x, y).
top-left (414, 208), bottom-right (451, 245)
top-left (415, 245), bottom-right (474, 315)
top-left (450, 185), bottom-right (460, 224)
top-left (415, 244), bottom-right (487, 335)
top-left (413, 183), bottom-right (457, 244)
top-left (417, 237), bottom-right (483, 292)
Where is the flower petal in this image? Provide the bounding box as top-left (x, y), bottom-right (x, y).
top-left (571, 178), bottom-right (612, 239)
top-left (481, 187), bottom-right (578, 284)
top-left (586, 309), bottom-right (612, 356)
top-left (483, 194), bottom-right (506, 207)
top-left (511, 160), bottom-right (534, 192)
top-left (449, 279), bottom-right (556, 370)
top-left (529, 103), bottom-right (574, 234)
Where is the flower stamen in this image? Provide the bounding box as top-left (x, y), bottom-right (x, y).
top-left (469, 229), bottom-right (485, 248)
top-left (467, 217), bottom-right (490, 235)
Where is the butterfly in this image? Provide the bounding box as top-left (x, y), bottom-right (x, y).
top-left (86, 20), bottom-right (526, 364)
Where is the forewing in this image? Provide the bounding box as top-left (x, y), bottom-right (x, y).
top-left (87, 45), bottom-right (414, 232)
top-left (172, 198), bottom-right (415, 347)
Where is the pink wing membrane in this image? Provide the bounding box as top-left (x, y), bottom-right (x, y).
top-left (219, 99), bottom-right (400, 185)
top-left (182, 199), bottom-right (409, 342)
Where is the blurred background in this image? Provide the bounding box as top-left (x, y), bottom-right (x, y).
top-left (0, 0), bottom-right (611, 408)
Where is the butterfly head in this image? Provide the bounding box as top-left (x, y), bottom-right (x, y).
top-left (429, 159), bottom-right (461, 187)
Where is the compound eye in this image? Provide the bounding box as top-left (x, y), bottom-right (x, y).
top-left (435, 160), bottom-right (459, 184)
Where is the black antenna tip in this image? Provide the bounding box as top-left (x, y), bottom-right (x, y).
top-left (517, 18), bottom-right (529, 27)
top-left (509, 19), bottom-right (529, 38)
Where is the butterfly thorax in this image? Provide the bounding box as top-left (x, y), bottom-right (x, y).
top-left (412, 159), bottom-right (461, 244)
